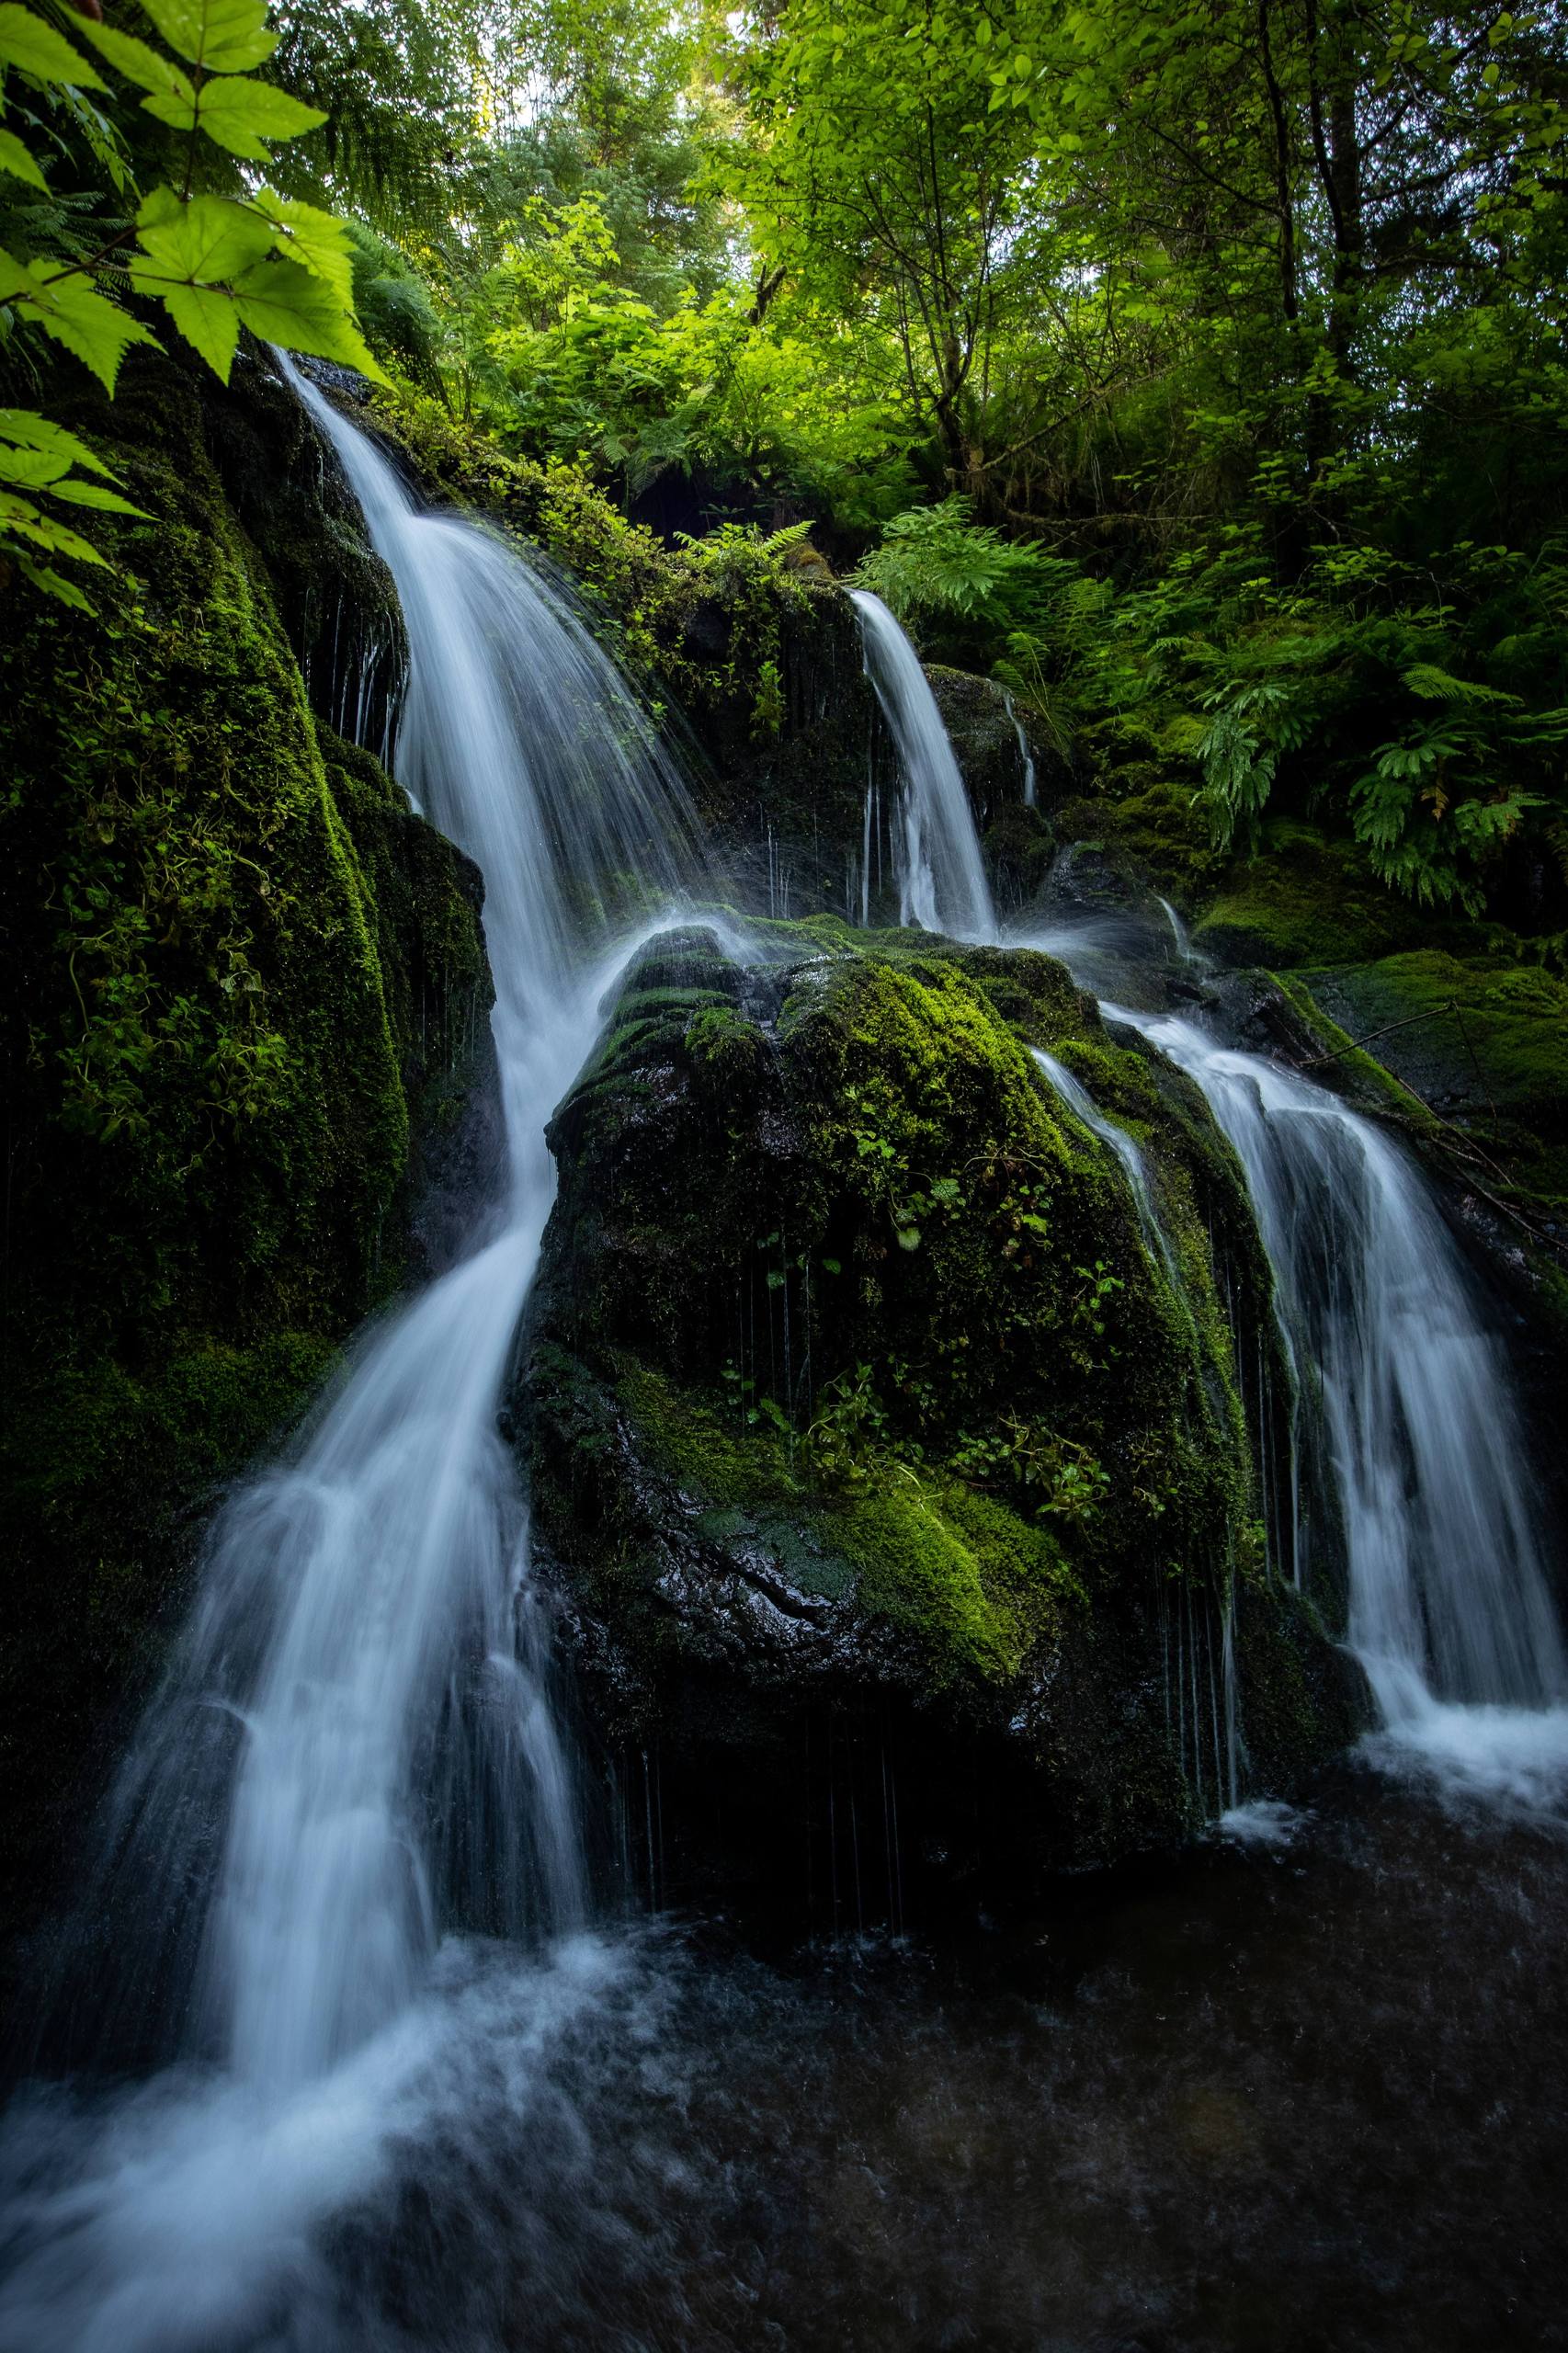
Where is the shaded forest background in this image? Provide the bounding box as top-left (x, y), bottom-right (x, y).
top-left (3, 0), bottom-right (1567, 923)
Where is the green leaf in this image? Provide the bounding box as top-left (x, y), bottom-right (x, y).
top-left (74, 13), bottom-right (194, 105)
top-left (0, 406), bottom-right (114, 475)
top-left (189, 74), bottom-right (326, 160)
top-left (130, 190), bottom-right (274, 380)
top-left (0, 123), bottom-right (46, 188)
top-left (0, 439), bottom-right (71, 487)
top-left (230, 251), bottom-right (390, 381)
top-left (136, 0), bottom-right (276, 74)
top-left (48, 478), bottom-right (149, 516)
top-left (0, 248), bottom-right (157, 391)
top-left (14, 551), bottom-right (96, 610)
top-left (0, 492), bottom-right (108, 563)
top-left (0, 3), bottom-right (105, 87)
top-left (250, 188), bottom-right (355, 306)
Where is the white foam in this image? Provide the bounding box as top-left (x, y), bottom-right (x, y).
top-left (1213, 1799), bottom-right (1310, 1848)
top-left (0, 1934), bottom-right (630, 2353)
top-left (1360, 1701), bottom-right (1568, 1819)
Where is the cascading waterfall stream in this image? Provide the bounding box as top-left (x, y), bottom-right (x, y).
top-left (138, 351), bottom-right (700, 2086)
top-left (1003, 688), bottom-right (1037, 808)
top-left (855, 594), bottom-right (1568, 1794)
top-left (1106, 1010), bottom-right (1568, 1736)
top-left (1030, 1046), bottom-right (1178, 1282)
top-left (0, 362), bottom-right (702, 2352)
top-left (850, 589), bottom-right (996, 941)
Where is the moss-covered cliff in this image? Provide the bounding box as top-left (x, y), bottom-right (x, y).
top-left (0, 350), bottom-right (493, 1918)
top-left (526, 924), bottom-right (1364, 1911)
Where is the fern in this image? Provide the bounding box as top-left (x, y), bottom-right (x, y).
top-left (850, 495), bottom-right (1052, 629)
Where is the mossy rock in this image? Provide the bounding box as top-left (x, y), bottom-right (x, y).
top-left (528, 925), bottom-right (1364, 1905)
top-left (1193, 820), bottom-right (1439, 969)
top-left (1298, 952), bottom-right (1568, 1149)
top-left (0, 348), bottom-right (494, 1925)
top-left (356, 382), bottom-right (887, 921)
top-left (1050, 764), bottom-right (1226, 904)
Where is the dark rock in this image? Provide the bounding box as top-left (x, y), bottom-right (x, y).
top-left (525, 926), bottom-right (1366, 1917)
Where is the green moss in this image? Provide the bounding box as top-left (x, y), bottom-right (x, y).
top-left (1052, 764), bottom-right (1226, 898)
top-left (1303, 950), bottom-right (1568, 1132)
top-left (1272, 972), bottom-right (1441, 1134)
top-left (1194, 819), bottom-right (1437, 969)
top-left (1287, 949), bottom-right (1568, 1209)
top-left (835, 1475), bottom-right (1075, 1681)
top-left (612, 1363), bottom-right (1078, 1689)
top-left (0, 353), bottom-right (494, 1913)
top-left (527, 924), bottom-right (1368, 1870)
top-left (0, 358), bottom-right (419, 1349)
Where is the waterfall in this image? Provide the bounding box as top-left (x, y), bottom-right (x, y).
top-left (849, 589), bottom-right (995, 942)
top-left (0, 364), bottom-right (701, 2349)
top-left (1110, 1009), bottom-right (1568, 1733)
top-left (1030, 1046), bottom-right (1178, 1281)
top-left (116, 355), bottom-right (699, 2083)
top-left (1004, 688), bottom-right (1037, 808)
top-left (1157, 897), bottom-right (1198, 968)
top-left (853, 597), bottom-right (1568, 1789)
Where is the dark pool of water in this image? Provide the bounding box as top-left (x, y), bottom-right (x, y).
top-left (331, 1761), bottom-right (1568, 2353)
top-left (4, 1757), bottom-right (1565, 2352)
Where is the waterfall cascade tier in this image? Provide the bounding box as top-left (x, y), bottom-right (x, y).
top-left (45, 358), bottom-right (701, 2093)
top-left (1107, 1006), bottom-right (1568, 1724)
top-left (852, 593), bottom-right (1567, 1757)
top-left (1030, 1045), bottom-right (1178, 1280)
top-left (0, 354), bottom-right (706, 2353)
top-left (850, 588), bottom-right (996, 942)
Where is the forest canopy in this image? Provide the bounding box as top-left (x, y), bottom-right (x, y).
top-left (3, 0), bottom-right (1566, 912)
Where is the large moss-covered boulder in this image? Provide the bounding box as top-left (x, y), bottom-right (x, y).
top-left (527, 924), bottom-right (1363, 1912)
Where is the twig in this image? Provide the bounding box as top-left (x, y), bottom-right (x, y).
top-left (1297, 1002), bottom-right (1457, 1067)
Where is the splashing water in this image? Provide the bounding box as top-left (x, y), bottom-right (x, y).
top-left (849, 589), bottom-right (995, 941)
top-left (0, 359), bottom-right (702, 2346)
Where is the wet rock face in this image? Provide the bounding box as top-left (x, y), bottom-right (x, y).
top-left (527, 925), bottom-right (1366, 1910)
top-left (0, 349), bottom-right (494, 1929)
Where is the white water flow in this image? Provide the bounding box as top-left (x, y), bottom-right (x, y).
top-left (1004, 688), bottom-right (1038, 807)
top-left (1157, 896), bottom-right (1198, 967)
top-left (58, 365), bottom-right (699, 2088)
top-left (207, 358), bottom-right (699, 2082)
top-left (1109, 1005), bottom-right (1568, 1790)
top-left (850, 589), bottom-right (995, 940)
top-left (850, 596), bottom-right (1568, 1797)
top-left (1030, 1046), bottom-right (1176, 1279)
top-left (0, 360), bottom-right (707, 2351)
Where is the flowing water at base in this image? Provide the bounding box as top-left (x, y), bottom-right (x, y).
top-left (5, 1768), bottom-right (1566, 2352)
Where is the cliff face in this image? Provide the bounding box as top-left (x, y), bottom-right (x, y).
top-left (0, 350), bottom-right (494, 1917)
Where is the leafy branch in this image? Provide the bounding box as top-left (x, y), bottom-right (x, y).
top-left (0, 0), bottom-right (385, 607)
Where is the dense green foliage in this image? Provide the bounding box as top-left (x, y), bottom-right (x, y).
top-left (9, 0), bottom-right (1564, 916)
top-left (0, 0), bottom-right (387, 604)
